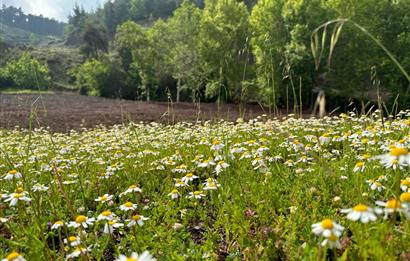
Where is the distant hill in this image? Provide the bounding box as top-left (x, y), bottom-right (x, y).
top-left (0, 5), bottom-right (65, 44)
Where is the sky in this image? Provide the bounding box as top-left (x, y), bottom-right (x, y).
top-left (1, 0), bottom-right (107, 22)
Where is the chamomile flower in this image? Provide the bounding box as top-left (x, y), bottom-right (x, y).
top-left (97, 210), bottom-right (116, 221)
top-left (400, 178), bottom-right (410, 192)
top-left (373, 146), bottom-right (410, 168)
top-left (174, 178), bottom-right (188, 187)
top-left (32, 184), bottom-right (49, 192)
top-left (51, 220), bottom-right (64, 230)
top-left (312, 219), bottom-right (344, 237)
top-left (66, 247), bottom-right (91, 259)
top-left (198, 158), bottom-right (215, 168)
top-left (116, 251), bottom-right (156, 261)
top-left (120, 185), bottom-right (142, 196)
top-left (127, 214), bottom-right (149, 227)
top-left (120, 202), bottom-right (137, 211)
top-left (353, 162), bottom-right (365, 172)
top-left (376, 199), bottom-right (409, 219)
top-left (188, 191), bottom-right (205, 199)
top-left (3, 192), bottom-right (32, 207)
top-left (203, 178), bottom-right (221, 190)
top-left (1, 251), bottom-right (26, 261)
top-left (168, 189), bottom-right (180, 199)
top-left (367, 180), bottom-right (385, 192)
top-left (3, 170), bottom-right (22, 180)
top-left (320, 233), bottom-right (341, 249)
top-left (340, 204), bottom-right (379, 223)
top-left (103, 220), bottom-right (124, 234)
top-left (400, 192), bottom-right (410, 209)
top-left (215, 161), bottom-right (229, 174)
top-left (181, 173), bottom-right (198, 183)
top-left (64, 236), bottom-right (81, 247)
top-left (67, 215), bottom-right (95, 229)
top-left (95, 194), bottom-right (113, 203)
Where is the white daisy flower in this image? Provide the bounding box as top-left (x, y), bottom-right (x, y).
top-left (181, 173), bottom-right (198, 183)
top-left (116, 251), bottom-right (156, 261)
top-left (51, 220), bottom-right (64, 230)
top-left (103, 220), bottom-right (124, 234)
top-left (127, 214), bottom-right (149, 227)
top-left (340, 204), bottom-right (379, 223)
top-left (168, 189), bottom-right (180, 199)
top-left (188, 191), bottom-right (205, 199)
top-left (320, 233), bottom-right (341, 249)
top-left (67, 215), bottom-right (95, 229)
top-left (3, 170), bottom-right (22, 180)
top-left (95, 194), bottom-right (113, 203)
top-left (312, 219), bottom-right (344, 238)
top-left (119, 202), bottom-right (137, 211)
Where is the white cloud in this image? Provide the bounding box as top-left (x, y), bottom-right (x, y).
top-left (1, 0), bottom-right (106, 21)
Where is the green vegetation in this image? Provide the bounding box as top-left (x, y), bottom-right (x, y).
top-left (60, 0), bottom-right (410, 110)
top-left (0, 52), bottom-right (51, 90)
top-left (1, 113), bottom-right (410, 259)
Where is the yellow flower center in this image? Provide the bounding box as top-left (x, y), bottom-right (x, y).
top-left (328, 234), bottom-right (338, 242)
top-left (355, 162), bottom-right (365, 168)
top-left (390, 147), bottom-right (409, 157)
top-left (386, 199), bottom-right (401, 209)
top-left (75, 215), bottom-right (87, 223)
top-left (55, 221), bottom-right (63, 225)
top-left (6, 252), bottom-right (20, 261)
top-left (15, 187), bottom-right (24, 193)
top-left (400, 192), bottom-right (410, 203)
top-left (68, 236), bottom-right (77, 242)
top-left (321, 219), bottom-right (333, 229)
top-left (186, 173), bottom-right (193, 178)
top-left (401, 179), bottom-right (410, 186)
top-left (8, 170), bottom-right (17, 175)
top-left (171, 189), bottom-right (178, 194)
top-left (132, 214), bottom-right (141, 221)
top-left (213, 139), bottom-right (221, 145)
top-left (126, 258), bottom-right (138, 261)
top-left (101, 195), bottom-right (108, 201)
top-left (13, 193), bottom-right (23, 199)
top-left (194, 191), bottom-right (202, 196)
top-left (352, 204), bottom-right (368, 212)
top-left (129, 185), bottom-right (137, 189)
top-left (108, 221), bottom-right (116, 225)
top-left (101, 211), bottom-right (112, 216)
top-left (392, 159), bottom-right (399, 165)
top-left (124, 202), bottom-right (133, 208)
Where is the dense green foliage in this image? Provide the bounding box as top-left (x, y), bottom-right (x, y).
top-left (64, 0), bottom-right (410, 109)
top-left (2, 113), bottom-right (410, 259)
top-left (0, 52), bottom-right (51, 89)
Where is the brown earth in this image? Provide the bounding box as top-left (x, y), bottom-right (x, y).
top-left (0, 92), bottom-right (268, 132)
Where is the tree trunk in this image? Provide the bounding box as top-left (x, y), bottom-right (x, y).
top-left (146, 85), bottom-right (150, 102)
top-left (176, 78), bottom-right (181, 103)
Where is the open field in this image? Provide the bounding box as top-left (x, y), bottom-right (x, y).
top-left (1, 111), bottom-right (410, 260)
top-left (0, 93), bottom-right (267, 132)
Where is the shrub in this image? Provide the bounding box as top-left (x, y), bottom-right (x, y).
top-left (2, 52), bottom-right (51, 89)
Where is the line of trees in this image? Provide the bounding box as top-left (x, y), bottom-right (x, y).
top-left (68, 0), bottom-right (410, 109)
top-left (0, 5), bottom-right (65, 36)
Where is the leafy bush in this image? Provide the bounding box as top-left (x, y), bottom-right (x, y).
top-left (1, 52), bottom-right (51, 89)
top-left (71, 56), bottom-right (135, 98)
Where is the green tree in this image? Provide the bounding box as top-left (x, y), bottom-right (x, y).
top-left (115, 21), bottom-right (156, 101)
top-left (199, 0), bottom-right (250, 103)
top-left (167, 1), bottom-right (202, 102)
top-left (250, 0), bottom-right (287, 110)
top-left (2, 52), bottom-right (50, 89)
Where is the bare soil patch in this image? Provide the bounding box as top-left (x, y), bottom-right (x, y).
top-left (0, 92), bottom-right (267, 132)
